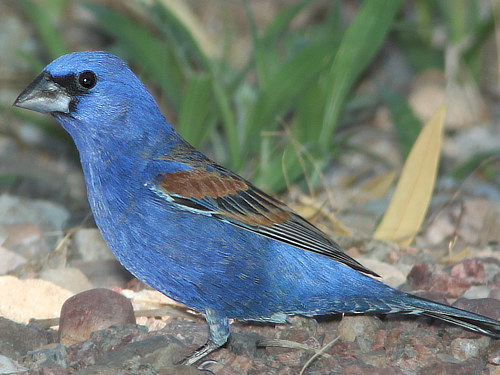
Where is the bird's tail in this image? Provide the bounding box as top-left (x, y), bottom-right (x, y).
top-left (399, 293), bottom-right (500, 338)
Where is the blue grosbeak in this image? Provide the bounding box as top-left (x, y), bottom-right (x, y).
top-left (14, 51), bottom-right (500, 365)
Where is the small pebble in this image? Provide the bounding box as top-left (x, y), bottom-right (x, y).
top-left (462, 285), bottom-right (491, 299)
top-left (488, 347), bottom-right (500, 365)
top-left (450, 338), bottom-right (481, 361)
top-left (58, 288), bottom-right (136, 346)
top-left (338, 316), bottom-right (382, 343)
top-left (25, 343), bottom-right (67, 369)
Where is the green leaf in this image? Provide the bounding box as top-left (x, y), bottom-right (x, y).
top-left (177, 74), bottom-right (216, 148)
top-left (450, 150), bottom-right (500, 181)
top-left (378, 84), bottom-right (421, 158)
top-left (320, 0), bottom-right (404, 148)
top-left (149, 0), bottom-right (211, 70)
top-left (251, 0), bottom-right (312, 88)
top-left (17, 0), bottom-right (68, 60)
top-left (243, 36), bottom-right (337, 143)
top-left (86, 3), bottom-right (184, 110)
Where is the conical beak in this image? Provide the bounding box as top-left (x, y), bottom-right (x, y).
top-left (13, 71), bottom-right (72, 114)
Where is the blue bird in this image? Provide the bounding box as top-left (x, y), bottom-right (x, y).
top-left (14, 51), bottom-right (500, 365)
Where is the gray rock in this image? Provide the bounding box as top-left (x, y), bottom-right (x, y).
top-left (463, 285), bottom-right (491, 299)
top-left (0, 317), bottom-right (54, 361)
top-left (24, 344), bottom-right (67, 369)
top-left (39, 267), bottom-right (93, 294)
top-left (450, 338), bottom-right (484, 361)
top-left (98, 335), bottom-right (181, 367)
top-left (0, 245), bottom-right (27, 274)
top-left (71, 228), bottom-right (114, 262)
top-left (0, 354), bottom-right (28, 374)
top-left (2, 222), bottom-right (47, 259)
top-left (0, 194), bottom-right (69, 251)
top-left (71, 258), bottom-right (132, 289)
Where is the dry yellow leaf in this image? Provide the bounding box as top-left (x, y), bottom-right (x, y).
top-left (360, 170), bottom-right (397, 199)
top-left (373, 106), bottom-right (446, 246)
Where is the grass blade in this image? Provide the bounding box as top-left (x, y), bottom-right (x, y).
top-left (378, 84), bottom-right (421, 158)
top-left (320, 0), bottom-right (403, 148)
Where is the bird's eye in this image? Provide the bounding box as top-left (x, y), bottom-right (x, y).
top-left (78, 71), bottom-right (97, 89)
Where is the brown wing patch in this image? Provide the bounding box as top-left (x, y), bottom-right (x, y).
top-left (159, 169), bottom-right (248, 199)
top-left (222, 191), bottom-right (291, 226)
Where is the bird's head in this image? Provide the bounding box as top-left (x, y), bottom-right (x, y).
top-left (13, 51), bottom-right (169, 146)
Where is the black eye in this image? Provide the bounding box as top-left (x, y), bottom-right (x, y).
top-left (78, 70), bottom-right (97, 89)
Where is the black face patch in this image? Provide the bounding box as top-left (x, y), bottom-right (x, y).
top-left (50, 71), bottom-right (97, 113)
top-left (51, 73), bottom-right (88, 97)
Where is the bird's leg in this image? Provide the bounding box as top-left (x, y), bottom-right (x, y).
top-left (180, 308), bottom-right (230, 366)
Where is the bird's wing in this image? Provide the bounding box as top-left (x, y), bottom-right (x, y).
top-left (147, 159), bottom-right (378, 277)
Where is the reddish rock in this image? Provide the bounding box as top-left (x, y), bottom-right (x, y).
top-left (452, 298), bottom-right (500, 320)
top-left (58, 288), bottom-right (135, 346)
top-left (407, 263), bottom-right (434, 290)
top-left (449, 259), bottom-right (488, 284)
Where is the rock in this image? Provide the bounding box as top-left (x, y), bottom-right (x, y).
top-left (227, 332), bottom-right (263, 357)
top-left (66, 324), bottom-right (148, 370)
top-left (406, 263), bottom-right (471, 297)
top-left (0, 275), bottom-right (73, 322)
top-left (462, 285), bottom-right (491, 299)
top-left (71, 228), bottom-right (114, 262)
top-left (417, 360), bottom-right (488, 375)
top-left (0, 317), bottom-right (54, 361)
top-left (35, 364), bottom-right (69, 374)
top-left (338, 316), bottom-right (383, 343)
top-left (409, 69), bottom-right (486, 130)
top-left (121, 288), bottom-right (181, 311)
top-left (39, 267), bottom-right (93, 294)
top-left (357, 258), bottom-right (408, 288)
top-left (488, 344), bottom-right (500, 365)
top-left (449, 259), bottom-right (488, 284)
top-left (71, 259), bottom-right (132, 288)
top-left (2, 223), bottom-right (47, 259)
top-left (0, 245), bottom-right (26, 274)
top-left (452, 298), bottom-right (500, 320)
top-left (0, 354), bottom-right (28, 374)
top-left (342, 363), bottom-right (402, 375)
top-left (58, 288), bottom-right (136, 346)
top-left (24, 344), bottom-right (67, 369)
top-left (450, 337), bottom-right (488, 361)
top-left (116, 335), bottom-right (183, 368)
top-left (479, 203), bottom-right (500, 247)
top-left (71, 335), bottom-right (196, 375)
top-left (359, 350), bottom-right (387, 368)
top-left (0, 194), bottom-right (69, 251)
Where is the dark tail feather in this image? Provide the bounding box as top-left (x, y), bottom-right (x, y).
top-left (422, 310), bottom-right (500, 338)
top-left (406, 294), bottom-right (500, 338)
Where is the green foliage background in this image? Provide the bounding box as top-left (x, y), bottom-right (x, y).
top-left (14, 0), bottom-right (496, 192)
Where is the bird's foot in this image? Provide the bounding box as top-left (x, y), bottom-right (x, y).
top-left (178, 341), bottom-right (220, 366)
